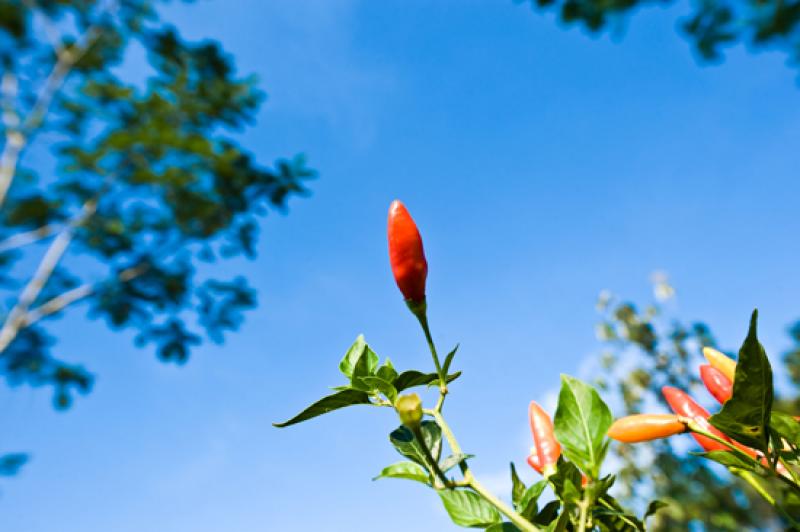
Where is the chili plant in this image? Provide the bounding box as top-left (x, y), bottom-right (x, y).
top-left (275, 200), bottom-right (800, 530)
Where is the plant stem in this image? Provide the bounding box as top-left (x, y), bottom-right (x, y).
top-left (414, 310), bottom-right (447, 397)
top-left (576, 490), bottom-right (592, 532)
top-left (469, 476), bottom-right (541, 532)
top-left (425, 409), bottom-right (468, 476)
top-left (422, 408), bottom-right (541, 530)
top-left (736, 470), bottom-right (800, 530)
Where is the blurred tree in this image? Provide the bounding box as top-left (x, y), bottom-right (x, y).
top-left (0, 0), bottom-right (313, 470)
top-left (519, 0), bottom-right (800, 67)
top-left (594, 275), bottom-right (799, 530)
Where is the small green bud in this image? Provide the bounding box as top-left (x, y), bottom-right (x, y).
top-left (395, 393), bottom-right (423, 429)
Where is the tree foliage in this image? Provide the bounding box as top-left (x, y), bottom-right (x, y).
top-left (519, 0), bottom-right (800, 67)
top-left (0, 0), bottom-right (313, 470)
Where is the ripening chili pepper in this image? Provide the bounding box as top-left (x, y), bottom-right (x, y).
top-left (607, 414), bottom-right (687, 443)
top-left (528, 401), bottom-right (561, 476)
top-left (700, 364), bottom-right (733, 404)
top-left (703, 346), bottom-right (736, 383)
top-left (662, 386), bottom-right (733, 452)
top-left (387, 200), bottom-right (428, 303)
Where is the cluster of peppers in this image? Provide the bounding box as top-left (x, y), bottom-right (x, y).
top-left (523, 343), bottom-right (766, 480)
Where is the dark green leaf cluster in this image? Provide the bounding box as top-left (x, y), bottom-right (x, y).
top-left (518, 0), bottom-right (800, 69)
top-left (0, 0), bottom-right (314, 406)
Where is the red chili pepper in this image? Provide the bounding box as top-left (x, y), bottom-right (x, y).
top-left (607, 414), bottom-right (687, 443)
top-left (662, 386), bottom-right (732, 452)
top-left (528, 401), bottom-right (561, 476)
top-left (387, 200), bottom-right (428, 303)
top-left (700, 364), bottom-right (733, 404)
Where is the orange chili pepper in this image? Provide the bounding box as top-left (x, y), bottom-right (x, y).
top-left (607, 414), bottom-right (686, 443)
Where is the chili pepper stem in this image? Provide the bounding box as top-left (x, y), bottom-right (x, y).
top-left (410, 301), bottom-right (448, 397)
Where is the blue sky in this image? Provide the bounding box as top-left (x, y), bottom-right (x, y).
top-left (4, 1), bottom-right (800, 530)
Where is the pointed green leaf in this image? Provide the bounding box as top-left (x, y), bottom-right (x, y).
top-left (351, 343), bottom-right (380, 390)
top-left (593, 494), bottom-right (644, 531)
top-left (709, 310), bottom-right (773, 453)
top-left (548, 460), bottom-right (583, 505)
top-left (438, 489), bottom-right (502, 528)
top-left (394, 370), bottom-right (461, 392)
top-left (510, 462), bottom-right (527, 508)
top-left (273, 389), bottom-right (372, 427)
top-left (358, 376), bottom-right (398, 404)
top-left (518, 479), bottom-right (548, 520)
top-left (691, 450), bottom-right (761, 472)
top-left (389, 421), bottom-right (442, 467)
top-left (376, 357), bottom-right (398, 383)
top-left (644, 500), bottom-right (668, 520)
top-left (373, 461), bottom-right (430, 484)
top-left (553, 374), bottom-right (613, 478)
top-left (771, 411), bottom-right (800, 448)
top-left (534, 500), bottom-right (561, 527)
top-left (439, 453), bottom-right (474, 473)
top-left (339, 335), bottom-right (366, 378)
top-left (442, 344), bottom-right (459, 376)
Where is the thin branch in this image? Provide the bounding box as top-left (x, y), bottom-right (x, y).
top-left (0, 71), bottom-right (23, 212)
top-left (0, 198), bottom-right (97, 353)
top-left (21, 262), bottom-right (148, 329)
top-left (0, 223), bottom-right (62, 253)
top-left (0, 7), bottom-right (107, 209)
top-left (22, 283), bottom-right (93, 327)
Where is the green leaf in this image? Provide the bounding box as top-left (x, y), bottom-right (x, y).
top-left (338, 335), bottom-right (366, 378)
top-left (440, 453), bottom-right (474, 473)
top-left (510, 462), bottom-right (527, 508)
top-left (533, 501), bottom-right (561, 527)
top-left (485, 524), bottom-right (521, 532)
top-left (644, 500), bottom-right (668, 520)
top-left (350, 343), bottom-right (380, 390)
top-left (358, 375), bottom-right (398, 404)
top-left (373, 461), bottom-right (430, 484)
top-left (376, 357), bottom-right (398, 383)
top-left (389, 420), bottom-right (442, 467)
top-left (545, 509), bottom-right (570, 532)
top-left (442, 344), bottom-right (459, 376)
top-left (438, 489), bottom-right (502, 528)
top-left (273, 389), bottom-right (372, 427)
top-left (518, 479), bottom-right (548, 520)
top-left (593, 494), bottom-right (644, 531)
top-left (553, 374), bottom-right (613, 478)
top-left (709, 310), bottom-right (773, 453)
top-left (691, 450), bottom-right (761, 472)
top-left (771, 411), bottom-right (800, 448)
top-left (548, 460), bottom-right (583, 505)
top-left (393, 370), bottom-right (462, 392)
